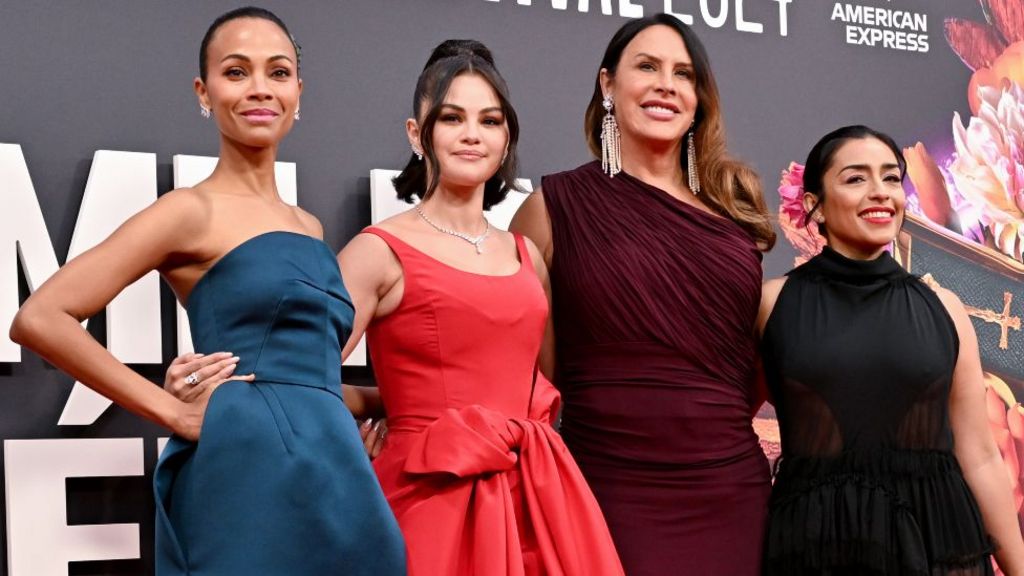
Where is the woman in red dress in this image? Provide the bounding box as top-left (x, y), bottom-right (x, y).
top-left (511, 15), bottom-right (776, 575)
top-left (338, 41), bottom-right (623, 576)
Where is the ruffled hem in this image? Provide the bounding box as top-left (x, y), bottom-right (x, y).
top-left (765, 450), bottom-right (993, 575)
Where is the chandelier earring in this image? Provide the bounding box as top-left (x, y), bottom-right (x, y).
top-left (200, 106), bottom-right (211, 119)
top-left (294, 108), bottom-right (301, 121)
top-left (600, 94), bottom-right (621, 177)
top-left (686, 128), bottom-right (700, 195)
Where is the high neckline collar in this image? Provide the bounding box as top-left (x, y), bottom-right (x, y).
top-left (801, 246), bottom-right (907, 283)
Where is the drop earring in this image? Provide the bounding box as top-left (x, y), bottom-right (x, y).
top-left (600, 95), bottom-right (621, 177)
top-left (686, 130), bottom-right (700, 194)
top-left (294, 109), bottom-right (301, 121)
top-left (200, 106), bottom-right (211, 119)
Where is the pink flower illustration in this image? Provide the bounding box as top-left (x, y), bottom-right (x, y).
top-left (949, 81), bottom-right (1024, 260)
top-left (968, 41), bottom-right (1024, 115)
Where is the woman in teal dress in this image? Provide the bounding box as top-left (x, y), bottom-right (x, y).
top-left (9, 7), bottom-right (405, 575)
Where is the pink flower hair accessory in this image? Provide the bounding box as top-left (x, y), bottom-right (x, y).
top-left (777, 161), bottom-right (826, 265)
top-left (779, 162), bottom-right (808, 224)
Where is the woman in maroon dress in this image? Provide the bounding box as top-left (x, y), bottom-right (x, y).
top-left (511, 14), bottom-right (776, 575)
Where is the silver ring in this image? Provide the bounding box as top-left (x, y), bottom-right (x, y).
top-left (184, 372), bottom-right (200, 386)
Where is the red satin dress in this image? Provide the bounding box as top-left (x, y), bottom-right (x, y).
top-left (364, 227), bottom-right (624, 576)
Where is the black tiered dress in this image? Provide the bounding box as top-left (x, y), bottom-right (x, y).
top-left (761, 246), bottom-right (993, 575)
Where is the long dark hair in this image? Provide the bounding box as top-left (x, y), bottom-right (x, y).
top-left (392, 40), bottom-right (521, 210)
top-left (584, 14), bottom-right (775, 249)
top-left (802, 125), bottom-right (907, 231)
top-left (199, 6), bottom-right (301, 81)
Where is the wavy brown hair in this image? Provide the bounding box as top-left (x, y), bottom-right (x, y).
top-left (584, 14), bottom-right (775, 250)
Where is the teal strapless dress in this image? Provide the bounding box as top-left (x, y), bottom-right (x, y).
top-left (154, 231), bottom-right (406, 575)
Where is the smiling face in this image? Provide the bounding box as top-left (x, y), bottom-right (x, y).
top-left (195, 17), bottom-right (302, 149)
top-left (806, 137), bottom-right (906, 260)
top-left (409, 73), bottom-right (508, 195)
top-left (600, 24), bottom-right (698, 155)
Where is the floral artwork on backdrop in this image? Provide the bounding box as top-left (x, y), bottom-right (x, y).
top-left (763, 2), bottom-right (1024, 572)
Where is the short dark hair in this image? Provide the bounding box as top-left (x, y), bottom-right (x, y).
top-left (199, 6), bottom-right (301, 81)
top-left (392, 40), bottom-right (521, 211)
top-left (802, 125), bottom-right (907, 228)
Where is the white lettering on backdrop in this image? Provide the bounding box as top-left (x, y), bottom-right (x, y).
top-left (5, 438), bottom-right (145, 574)
top-left (831, 2), bottom-right (929, 53)
top-left (482, 0), bottom-right (795, 37)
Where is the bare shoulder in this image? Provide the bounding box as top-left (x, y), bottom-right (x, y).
top-left (761, 277), bottom-right (788, 302)
top-left (756, 277), bottom-right (789, 337)
top-left (132, 187), bottom-right (213, 249)
top-left (520, 235), bottom-right (549, 277)
top-left (365, 208), bottom-right (417, 235)
top-left (337, 229), bottom-right (402, 299)
top-left (510, 186), bottom-right (553, 264)
top-left (930, 285), bottom-right (969, 321)
top-left (515, 186), bottom-right (547, 218)
top-left (342, 229), bottom-right (395, 258)
top-left (292, 206), bottom-right (324, 239)
top-left (929, 283), bottom-right (960, 303)
top-left (155, 187), bottom-right (212, 223)
top-left (340, 227), bottom-right (399, 266)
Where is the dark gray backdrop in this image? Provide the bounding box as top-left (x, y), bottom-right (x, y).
top-left (0, 1), bottom-right (979, 573)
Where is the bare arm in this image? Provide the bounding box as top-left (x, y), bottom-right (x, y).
top-left (522, 236), bottom-right (555, 381)
top-left (337, 232), bottom-right (402, 419)
top-left (939, 288), bottom-right (1024, 573)
top-left (511, 188), bottom-right (556, 379)
top-left (753, 278), bottom-right (786, 409)
top-left (10, 190), bottom-right (211, 440)
top-left (756, 278), bottom-right (786, 338)
top-left (509, 187), bottom-right (553, 268)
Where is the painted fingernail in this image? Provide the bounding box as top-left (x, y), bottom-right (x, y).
top-left (373, 421), bottom-right (383, 431)
top-left (362, 418), bottom-right (373, 429)
top-left (230, 356), bottom-right (240, 362)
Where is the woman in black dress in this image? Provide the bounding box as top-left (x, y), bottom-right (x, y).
top-left (757, 125), bottom-right (1024, 575)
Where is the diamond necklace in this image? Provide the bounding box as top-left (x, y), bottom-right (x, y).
top-left (414, 204), bottom-right (491, 254)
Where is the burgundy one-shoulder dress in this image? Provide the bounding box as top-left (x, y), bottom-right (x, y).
top-left (542, 161), bottom-right (770, 575)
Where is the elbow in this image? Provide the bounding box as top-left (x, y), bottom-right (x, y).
top-left (9, 303), bottom-right (44, 348)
